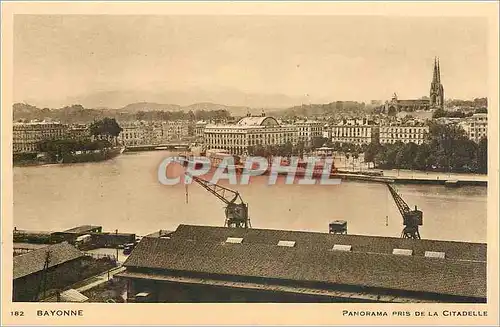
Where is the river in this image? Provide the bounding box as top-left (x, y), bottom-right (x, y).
top-left (13, 151), bottom-right (487, 243)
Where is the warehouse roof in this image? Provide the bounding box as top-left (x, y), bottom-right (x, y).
top-left (124, 225), bottom-right (487, 299)
top-left (63, 225), bottom-right (102, 234)
top-left (13, 242), bottom-right (84, 280)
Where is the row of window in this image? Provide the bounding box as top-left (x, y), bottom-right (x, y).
top-left (379, 134), bottom-right (425, 139)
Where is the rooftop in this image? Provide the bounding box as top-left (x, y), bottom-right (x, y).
top-left (63, 225), bottom-right (102, 234)
top-left (236, 116), bottom-right (279, 127)
top-left (13, 242), bottom-right (84, 280)
top-left (123, 224), bottom-right (486, 299)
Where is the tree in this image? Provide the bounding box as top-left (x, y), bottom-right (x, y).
top-left (312, 137), bottom-right (328, 149)
top-left (89, 118), bottom-right (123, 145)
top-left (414, 143), bottom-right (431, 170)
top-left (432, 109), bottom-right (446, 119)
top-left (364, 142), bottom-right (381, 163)
top-left (477, 137), bottom-right (488, 173)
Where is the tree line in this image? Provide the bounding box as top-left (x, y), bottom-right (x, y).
top-left (364, 122), bottom-right (487, 173)
top-left (13, 103), bottom-right (232, 124)
top-left (432, 107), bottom-right (487, 119)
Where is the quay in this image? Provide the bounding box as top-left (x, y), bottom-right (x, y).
top-left (336, 173), bottom-right (487, 186)
top-left (124, 143), bottom-right (190, 152)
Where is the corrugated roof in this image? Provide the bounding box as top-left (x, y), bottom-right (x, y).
top-left (169, 225), bottom-right (486, 262)
top-left (13, 242), bottom-right (84, 279)
top-left (123, 225), bottom-right (487, 299)
top-left (63, 225), bottom-right (102, 234)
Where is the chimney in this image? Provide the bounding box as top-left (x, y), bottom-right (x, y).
top-left (261, 109), bottom-right (266, 117)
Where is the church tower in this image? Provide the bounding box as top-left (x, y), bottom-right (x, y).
top-left (429, 57), bottom-right (445, 109)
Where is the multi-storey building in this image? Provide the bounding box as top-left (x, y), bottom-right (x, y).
top-left (330, 118), bottom-right (377, 146)
top-left (379, 121), bottom-right (429, 145)
top-left (162, 120), bottom-right (190, 141)
top-left (119, 120), bottom-right (190, 146)
top-left (13, 121), bottom-right (67, 154)
top-left (66, 124), bottom-right (90, 140)
top-left (204, 114), bottom-right (298, 155)
top-left (119, 122), bottom-right (145, 146)
top-left (195, 121), bottom-right (208, 142)
top-left (463, 113), bottom-right (487, 143)
top-left (294, 120), bottom-right (323, 146)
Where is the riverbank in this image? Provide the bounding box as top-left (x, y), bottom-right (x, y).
top-left (334, 172), bottom-right (487, 187)
top-left (13, 147), bottom-right (124, 167)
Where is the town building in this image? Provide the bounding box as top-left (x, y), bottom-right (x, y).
top-left (117, 224), bottom-right (486, 303)
top-left (379, 121), bottom-right (429, 145)
top-left (162, 120), bottom-right (190, 141)
top-left (322, 124), bottom-right (332, 139)
top-left (385, 94), bottom-right (430, 114)
top-left (119, 121), bottom-right (169, 146)
top-left (13, 242), bottom-right (85, 302)
top-left (294, 120), bottom-right (323, 146)
top-left (66, 124), bottom-right (90, 140)
top-left (13, 121), bottom-right (68, 154)
top-left (195, 121), bottom-right (208, 142)
top-left (203, 113), bottom-right (298, 155)
top-left (462, 113), bottom-right (488, 143)
top-left (330, 118), bottom-right (378, 146)
top-left (118, 122), bottom-right (145, 146)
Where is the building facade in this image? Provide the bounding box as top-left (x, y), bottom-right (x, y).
top-left (161, 120), bottom-right (190, 141)
top-left (118, 122), bottom-right (146, 146)
top-left (66, 124), bottom-right (90, 140)
top-left (13, 121), bottom-right (68, 154)
top-left (385, 94), bottom-right (430, 114)
top-left (118, 120), bottom-right (190, 146)
top-left (13, 242), bottom-right (85, 302)
top-left (294, 120), bottom-right (323, 146)
top-left (330, 118), bottom-right (377, 146)
top-left (195, 121), bottom-right (208, 142)
top-left (203, 114), bottom-right (298, 155)
top-left (463, 113), bottom-right (488, 143)
top-left (379, 122), bottom-right (429, 145)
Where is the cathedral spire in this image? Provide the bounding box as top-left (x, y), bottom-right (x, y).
top-left (437, 57), bottom-right (441, 83)
top-left (432, 57), bottom-right (438, 83)
top-left (430, 57), bottom-right (444, 109)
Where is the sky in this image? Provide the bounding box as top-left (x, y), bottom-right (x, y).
top-left (14, 15), bottom-right (488, 108)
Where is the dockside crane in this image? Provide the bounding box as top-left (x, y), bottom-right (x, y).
top-left (185, 172), bottom-right (251, 228)
top-left (386, 182), bottom-right (423, 239)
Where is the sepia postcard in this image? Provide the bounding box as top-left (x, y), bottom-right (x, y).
top-left (1, 1), bottom-right (499, 326)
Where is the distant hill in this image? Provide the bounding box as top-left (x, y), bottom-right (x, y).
top-left (120, 102), bottom-right (182, 113)
top-left (58, 88), bottom-right (307, 110)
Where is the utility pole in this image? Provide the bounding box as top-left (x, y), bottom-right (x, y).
top-left (35, 250), bottom-right (51, 301)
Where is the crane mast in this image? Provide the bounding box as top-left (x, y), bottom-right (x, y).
top-left (386, 183), bottom-right (423, 239)
top-left (185, 172), bottom-right (251, 228)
